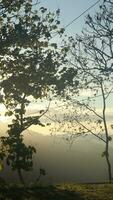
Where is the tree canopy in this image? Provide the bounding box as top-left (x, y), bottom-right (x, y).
top-left (0, 0), bottom-right (75, 184)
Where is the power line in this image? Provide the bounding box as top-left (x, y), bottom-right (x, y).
top-left (52, 0), bottom-right (101, 38)
top-left (64, 0), bottom-right (101, 30)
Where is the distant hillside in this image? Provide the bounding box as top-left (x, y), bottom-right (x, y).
top-left (0, 129), bottom-right (113, 184)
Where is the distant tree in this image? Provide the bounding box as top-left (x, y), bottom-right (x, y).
top-left (0, 0), bottom-right (74, 184)
top-left (53, 0), bottom-right (113, 183)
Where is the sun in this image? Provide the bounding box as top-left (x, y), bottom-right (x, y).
top-left (0, 104), bottom-right (6, 121)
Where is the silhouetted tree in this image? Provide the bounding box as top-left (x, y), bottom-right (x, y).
top-left (54, 0), bottom-right (113, 183)
top-left (0, 0), bottom-right (74, 184)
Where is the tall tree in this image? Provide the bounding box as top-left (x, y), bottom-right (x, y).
top-left (0, 0), bottom-right (74, 184)
top-left (55, 0), bottom-right (113, 183)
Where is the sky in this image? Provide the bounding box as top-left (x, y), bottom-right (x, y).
top-left (38, 0), bottom-right (113, 110)
top-left (35, 0), bottom-right (113, 135)
top-left (0, 0), bottom-right (112, 135)
top-left (39, 0), bottom-right (102, 35)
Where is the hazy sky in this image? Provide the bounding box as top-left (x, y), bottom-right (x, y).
top-left (0, 0), bottom-right (112, 134)
top-left (38, 0), bottom-right (113, 113)
top-left (40, 0), bottom-right (102, 35)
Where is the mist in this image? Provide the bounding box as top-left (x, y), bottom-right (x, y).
top-left (0, 123), bottom-right (113, 184)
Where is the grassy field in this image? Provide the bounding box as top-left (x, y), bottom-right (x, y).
top-left (0, 183), bottom-right (113, 200)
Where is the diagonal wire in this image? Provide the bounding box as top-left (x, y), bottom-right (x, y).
top-left (52, 0), bottom-right (101, 38)
top-left (64, 0), bottom-right (101, 29)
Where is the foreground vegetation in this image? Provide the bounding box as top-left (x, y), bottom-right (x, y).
top-left (0, 182), bottom-right (113, 200)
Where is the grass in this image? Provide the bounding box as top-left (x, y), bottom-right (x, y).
top-left (0, 182), bottom-right (113, 200)
top-left (57, 183), bottom-right (113, 200)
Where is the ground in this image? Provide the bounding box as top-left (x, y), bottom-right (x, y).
top-left (0, 183), bottom-right (113, 200)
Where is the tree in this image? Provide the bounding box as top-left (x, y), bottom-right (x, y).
top-left (54, 0), bottom-right (113, 183)
top-left (0, 0), bottom-right (74, 184)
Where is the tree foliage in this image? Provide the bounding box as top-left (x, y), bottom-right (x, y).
top-left (0, 0), bottom-right (74, 184)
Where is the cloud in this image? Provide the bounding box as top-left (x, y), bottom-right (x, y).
top-left (79, 89), bottom-right (94, 97)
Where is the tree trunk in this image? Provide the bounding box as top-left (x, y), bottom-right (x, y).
top-left (17, 168), bottom-right (25, 185)
top-left (101, 82), bottom-right (112, 183)
top-left (105, 137), bottom-right (112, 183)
top-left (105, 153), bottom-right (112, 183)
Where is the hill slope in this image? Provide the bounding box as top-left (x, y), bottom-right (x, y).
top-left (0, 183), bottom-right (113, 200)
